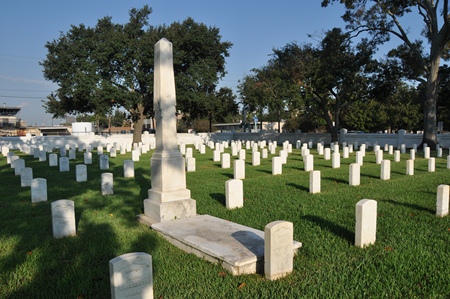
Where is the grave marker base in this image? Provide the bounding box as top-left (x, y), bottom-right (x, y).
top-left (143, 215), bottom-right (301, 276)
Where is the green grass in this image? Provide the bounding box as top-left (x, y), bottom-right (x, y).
top-left (1, 145), bottom-right (450, 298)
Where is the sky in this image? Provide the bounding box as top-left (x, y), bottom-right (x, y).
top-left (0, 1), bottom-right (376, 126)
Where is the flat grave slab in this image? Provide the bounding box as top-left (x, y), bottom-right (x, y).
top-left (149, 214), bottom-right (302, 276)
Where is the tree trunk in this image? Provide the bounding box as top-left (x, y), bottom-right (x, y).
top-left (209, 113), bottom-right (213, 132)
top-left (323, 110), bottom-right (338, 142)
top-left (421, 56), bottom-right (440, 149)
top-left (132, 103), bottom-right (145, 144)
top-left (277, 110), bottom-right (281, 133)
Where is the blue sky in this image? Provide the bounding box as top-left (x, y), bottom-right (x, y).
top-left (1, 1), bottom-right (350, 126)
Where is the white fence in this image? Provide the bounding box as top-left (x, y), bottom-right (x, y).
top-left (1, 129), bottom-right (450, 150)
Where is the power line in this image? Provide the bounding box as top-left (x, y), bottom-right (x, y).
top-left (0, 53), bottom-right (43, 60)
top-left (0, 88), bottom-right (53, 93)
top-left (0, 95), bottom-right (48, 99)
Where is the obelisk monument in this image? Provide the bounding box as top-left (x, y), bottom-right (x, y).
top-left (143, 38), bottom-right (196, 224)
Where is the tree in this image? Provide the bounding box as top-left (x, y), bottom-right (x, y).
top-left (41, 7), bottom-right (232, 143)
top-left (41, 6), bottom-right (153, 143)
top-left (274, 28), bottom-right (375, 141)
top-left (322, 0), bottom-right (450, 148)
top-left (162, 18), bottom-right (233, 123)
top-left (238, 58), bottom-right (302, 133)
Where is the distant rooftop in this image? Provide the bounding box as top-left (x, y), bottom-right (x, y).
top-left (0, 106), bottom-right (21, 117)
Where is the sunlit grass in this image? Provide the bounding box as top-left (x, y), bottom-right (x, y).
top-left (1, 144), bottom-right (450, 298)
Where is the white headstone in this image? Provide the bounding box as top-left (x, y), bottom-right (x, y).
top-left (410, 149), bottom-right (415, 160)
top-left (52, 199), bottom-right (76, 238)
top-left (109, 252), bottom-right (153, 299)
top-left (1, 146), bottom-right (9, 156)
top-left (60, 146), bottom-right (66, 157)
top-left (10, 155), bottom-right (19, 167)
top-left (213, 150), bottom-right (221, 162)
top-left (221, 153), bottom-right (231, 169)
top-left (424, 147), bottom-right (430, 159)
top-left (13, 159), bottom-right (25, 176)
top-left (39, 150), bottom-right (47, 162)
top-left (6, 152), bottom-right (15, 164)
top-left (304, 154), bottom-right (314, 172)
top-left (262, 148), bottom-right (268, 159)
top-left (400, 144), bottom-right (406, 154)
top-left (185, 148), bottom-right (193, 159)
top-left (179, 143), bottom-right (186, 155)
top-left (309, 170), bottom-right (321, 194)
top-left (59, 157), bottom-right (70, 172)
top-left (31, 178), bottom-right (47, 203)
top-left (97, 145), bottom-right (104, 156)
top-left (239, 149), bottom-right (246, 160)
top-left (110, 147), bottom-right (117, 158)
top-left (226, 179), bottom-right (244, 209)
top-left (324, 148), bottom-right (331, 160)
top-left (252, 151), bottom-right (260, 166)
top-left (394, 150), bottom-right (400, 162)
top-left (264, 221), bottom-right (294, 280)
top-left (49, 153), bottom-right (58, 166)
top-left (380, 160), bottom-right (390, 180)
top-left (356, 151), bottom-right (364, 166)
top-left (279, 150), bottom-right (287, 164)
top-left (234, 159), bottom-right (245, 179)
top-left (20, 167), bottom-right (33, 187)
top-left (428, 157), bottom-right (435, 172)
top-left (342, 147), bottom-right (349, 158)
top-left (122, 160), bottom-right (134, 178)
top-left (186, 157), bottom-right (196, 172)
top-left (332, 152), bottom-right (340, 169)
top-left (406, 159), bottom-right (414, 175)
top-left (100, 155), bottom-right (109, 170)
top-left (355, 199), bottom-right (377, 247)
top-left (101, 172), bottom-right (114, 195)
top-left (132, 149), bottom-right (140, 162)
top-left (272, 157), bottom-right (282, 175)
top-left (388, 145), bottom-right (394, 155)
top-left (375, 149), bottom-right (383, 164)
top-left (76, 164), bottom-right (87, 182)
top-left (69, 148), bottom-right (76, 160)
top-left (84, 152), bottom-right (92, 164)
top-left (436, 184), bottom-right (449, 217)
top-left (349, 163), bottom-right (360, 186)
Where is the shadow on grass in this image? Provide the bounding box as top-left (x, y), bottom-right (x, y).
top-left (301, 215), bottom-right (353, 244)
top-left (210, 193), bottom-right (225, 206)
top-left (381, 199), bottom-right (434, 214)
top-left (222, 172), bottom-right (234, 179)
top-left (361, 173), bottom-right (379, 179)
top-left (322, 176), bottom-right (347, 184)
top-left (286, 182), bottom-right (309, 192)
top-left (256, 169), bottom-right (272, 175)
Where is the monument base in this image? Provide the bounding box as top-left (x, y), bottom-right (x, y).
top-left (141, 198), bottom-right (196, 225)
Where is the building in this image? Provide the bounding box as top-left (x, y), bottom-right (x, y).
top-left (0, 105), bottom-right (27, 136)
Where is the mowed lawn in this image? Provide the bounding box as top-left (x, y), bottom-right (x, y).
top-left (1, 144), bottom-right (450, 298)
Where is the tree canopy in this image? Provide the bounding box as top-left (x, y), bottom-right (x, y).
top-left (41, 6), bottom-right (234, 142)
top-left (322, 0), bottom-right (450, 148)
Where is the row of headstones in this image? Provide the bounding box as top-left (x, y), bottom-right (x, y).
top-left (111, 189), bottom-right (448, 297)
top-left (2, 140), bottom-right (155, 161)
top-left (5, 152), bottom-right (137, 202)
top-left (28, 172), bottom-right (116, 203)
top-left (216, 140), bottom-right (450, 209)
